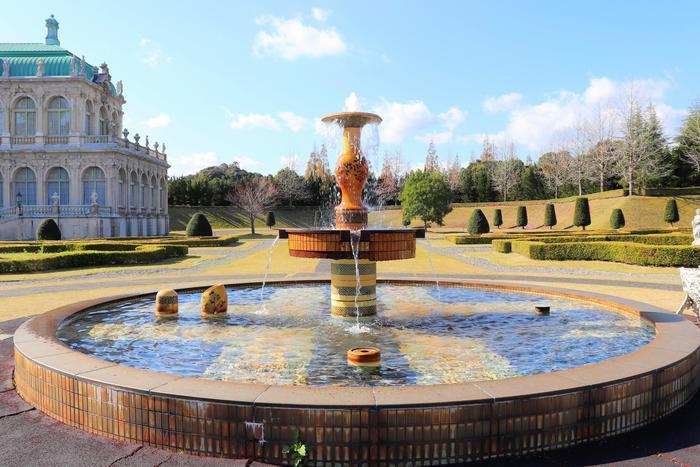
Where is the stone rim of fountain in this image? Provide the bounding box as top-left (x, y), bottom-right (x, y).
top-left (13, 278), bottom-right (700, 463)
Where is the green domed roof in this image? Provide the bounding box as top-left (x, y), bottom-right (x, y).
top-left (0, 16), bottom-right (117, 96)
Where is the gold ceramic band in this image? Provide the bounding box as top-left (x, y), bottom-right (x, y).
top-left (331, 259), bottom-right (377, 316)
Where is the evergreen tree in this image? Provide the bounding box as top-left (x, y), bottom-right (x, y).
top-left (516, 206), bottom-right (528, 229)
top-left (36, 218), bottom-right (61, 240)
top-left (492, 208), bottom-right (503, 229)
top-left (573, 197), bottom-right (591, 230)
top-left (265, 211), bottom-right (276, 228)
top-left (468, 209), bottom-right (490, 234)
top-left (610, 209), bottom-right (625, 229)
top-left (186, 212), bottom-right (213, 236)
top-left (664, 199), bottom-right (680, 226)
top-left (544, 203), bottom-right (557, 229)
top-left (400, 170), bottom-right (452, 228)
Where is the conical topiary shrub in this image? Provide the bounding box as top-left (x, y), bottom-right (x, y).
top-left (36, 218), bottom-right (61, 240)
top-left (492, 209), bottom-right (503, 229)
top-left (265, 211), bottom-right (276, 228)
top-left (544, 203), bottom-right (557, 230)
top-left (610, 208), bottom-right (625, 229)
top-left (468, 209), bottom-right (490, 234)
top-left (186, 212), bottom-right (213, 237)
top-left (664, 199), bottom-right (679, 227)
top-left (516, 206), bottom-right (528, 229)
top-left (573, 197), bottom-right (591, 230)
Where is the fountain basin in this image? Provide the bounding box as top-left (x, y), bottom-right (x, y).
top-left (278, 228), bottom-right (425, 261)
top-left (13, 279), bottom-right (700, 465)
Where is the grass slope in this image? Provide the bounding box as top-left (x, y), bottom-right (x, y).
top-left (170, 193), bottom-right (700, 232)
top-left (374, 195), bottom-right (700, 231)
top-left (169, 206), bottom-right (320, 230)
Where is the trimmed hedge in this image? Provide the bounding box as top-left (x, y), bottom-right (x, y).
top-left (516, 206), bottom-right (528, 228)
top-left (36, 219), bottom-right (61, 240)
top-left (573, 197), bottom-right (591, 230)
top-left (186, 212), bottom-right (213, 237)
top-left (468, 209), bottom-right (490, 234)
top-left (0, 244), bottom-right (187, 273)
top-left (524, 241), bottom-right (700, 267)
top-left (492, 209), bottom-right (503, 229)
top-left (492, 239), bottom-right (512, 253)
top-left (544, 204), bottom-right (557, 229)
top-left (610, 209), bottom-right (625, 229)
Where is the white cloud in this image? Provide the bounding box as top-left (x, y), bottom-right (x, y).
top-left (371, 99), bottom-right (435, 145)
top-left (144, 113), bottom-right (171, 129)
top-left (277, 111), bottom-right (307, 132)
top-left (280, 153), bottom-right (301, 171)
top-left (253, 15), bottom-right (346, 60)
top-left (169, 151), bottom-right (219, 176)
top-left (139, 38), bottom-right (171, 68)
top-left (229, 113), bottom-right (279, 130)
top-left (344, 92), bottom-right (362, 111)
top-left (478, 77), bottom-right (684, 152)
top-left (311, 7), bottom-right (331, 21)
top-left (417, 130), bottom-right (453, 145)
top-left (233, 156), bottom-right (261, 171)
top-left (438, 107), bottom-right (467, 131)
top-left (483, 92), bottom-right (523, 113)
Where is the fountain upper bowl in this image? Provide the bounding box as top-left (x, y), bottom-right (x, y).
top-left (321, 111), bottom-right (382, 128)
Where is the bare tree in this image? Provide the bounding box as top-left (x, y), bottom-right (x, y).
top-left (489, 141), bottom-right (521, 202)
top-left (377, 149), bottom-right (405, 204)
top-left (227, 177), bottom-right (278, 234)
top-left (446, 153), bottom-right (462, 193)
top-left (616, 87), bottom-right (668, 196)
top-left (274, 168), bottom-right (307, 207)
top-left (583, 105), bottom-right (618, 192)
top-left (567, 120), bottom-right (593, 196)
top-left (538, 148), bottom-right (574, 199)
top-left (678, 101), bottom-right (700, 172)
top-left (424, 140), bottom-right (440, 172)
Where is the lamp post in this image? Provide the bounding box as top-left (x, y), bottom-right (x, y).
top-left (15, 192), bottom-right (23, 216)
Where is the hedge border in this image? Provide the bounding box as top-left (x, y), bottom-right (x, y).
top-left (0, 244), bottom-right (188, 273)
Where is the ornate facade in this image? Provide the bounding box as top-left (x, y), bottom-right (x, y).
top-left (0, 16), bottom-right (169, 240)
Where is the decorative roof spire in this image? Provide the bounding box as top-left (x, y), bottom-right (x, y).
top-left (45, 14), bottom-right (60, 46)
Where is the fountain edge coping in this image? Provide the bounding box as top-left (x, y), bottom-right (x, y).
top-left (13, 278), bottom-right (700, 409)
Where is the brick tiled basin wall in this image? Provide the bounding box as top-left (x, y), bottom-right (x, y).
top-left (279, 229), bottom-right (425, 261)
top-left (13, 280), bottom-right (700, 465)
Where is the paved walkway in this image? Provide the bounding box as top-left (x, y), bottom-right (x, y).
top-left (0, 236), bottom-right (696, 465)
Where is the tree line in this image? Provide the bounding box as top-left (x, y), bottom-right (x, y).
top-left (169, 96), bottom-right (700, 213)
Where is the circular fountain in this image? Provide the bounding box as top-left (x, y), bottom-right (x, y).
top-left (11, 110), bottom-right (700, 465)
top-left (278, 111), bottom-right (425, 316)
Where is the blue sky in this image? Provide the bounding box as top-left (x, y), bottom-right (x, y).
top-left (4, 1), bottom-right (698, 175)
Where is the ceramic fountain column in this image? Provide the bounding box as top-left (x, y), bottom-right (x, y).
top-left (325, 112), bottom-right (382, 316)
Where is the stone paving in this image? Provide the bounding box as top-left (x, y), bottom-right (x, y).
top-left (0, 235), bottom-right (696, 465)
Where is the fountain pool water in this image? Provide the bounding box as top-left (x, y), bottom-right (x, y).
top-left (57, 282), bottom-right (654, 386)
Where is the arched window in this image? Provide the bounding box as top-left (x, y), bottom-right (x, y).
top-left (13, 167), bottom-right (36, 205)
top-left (0, 103), bottom-right (4, 136)
top-left (159, 177), bottom-right (166, 211)
top-left (46, 167), bottom-right (69, 205)
top-left (111, 111), bottom-right (119, 137)
top-left (151, 175), bottom-right (158, 210)
top-left (0, 172), bottom-right (4, 207)
top-left (13, 98), bottom-right (36, 136)
top-left (84, 100), bottom-right (93, 135)
top-left (140, 173), bottom-right (147, 209)
top-left (129, 171), bottom-right (137, 208)
top-left (82, 167), bottom-right (106, 205)
top-left (117, 169), bottom-right (126, 207)
top-left (47, 97), bottom-right (70, 136)
top-left (99, 107), bottom-right (109, 136)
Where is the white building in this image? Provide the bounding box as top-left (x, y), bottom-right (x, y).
top-left (0, 16), bottom-right (169, 240)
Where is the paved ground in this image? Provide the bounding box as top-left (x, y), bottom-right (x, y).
top-left (0, 234), bottom-right (696, 466)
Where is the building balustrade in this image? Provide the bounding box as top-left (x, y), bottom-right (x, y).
top-left (0, 131), bottom-right (167, 162)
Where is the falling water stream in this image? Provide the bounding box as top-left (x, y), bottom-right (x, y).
top-left (423, 237), bottom-right (443, 301)
top-left (347, 229), bottom-right (370, 334)
top-left (258, 235), bottom-right (280, 313)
